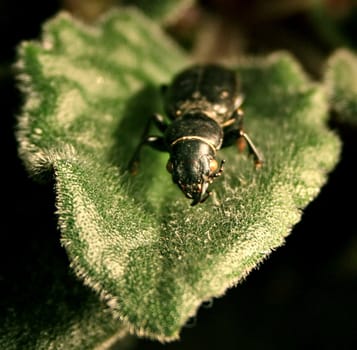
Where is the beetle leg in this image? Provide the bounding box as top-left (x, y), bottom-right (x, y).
top-left (222, 113), bottom-right (263, 167)
top-left (238, 130), bottom-right (264, 168)
top-left (152, 113), bottom-right (168, 133)
top-left (160, 84), bottom-right (168, 96)
top-left (128, 114), bottom-right (168, 174)
top-left (234, 108), bottom-right (249, 152)
top-left (221, 109), bottom-right (243, 148)
top-left (128, 136), bottom-right (167, 174)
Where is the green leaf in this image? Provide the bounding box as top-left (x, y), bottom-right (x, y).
top-left (324, 48), bottom-right (357, 124)
top-left (16, 8), bottom-right (341, 342)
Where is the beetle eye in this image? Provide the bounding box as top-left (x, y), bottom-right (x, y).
top-left (209, 159), bottom-right (218, 173)
top-left (166, 160), bottom-right (174, 173)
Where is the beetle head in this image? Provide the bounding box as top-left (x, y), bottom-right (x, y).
top-left (166, 140), bottom-right (224, 206)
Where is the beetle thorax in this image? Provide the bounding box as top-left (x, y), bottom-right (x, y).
top-left (164, 112), bottom-right (223, 151)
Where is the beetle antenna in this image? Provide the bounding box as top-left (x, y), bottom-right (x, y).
top-left (214, 160), bottom-right (225, 178)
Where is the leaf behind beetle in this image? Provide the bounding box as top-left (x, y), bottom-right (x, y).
top-left (324, 48), bottom-right (357, 124)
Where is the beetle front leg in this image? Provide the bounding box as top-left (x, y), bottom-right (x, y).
top-left (128, 113), bottom-right (168, 174)
top-left (238, 130), bottom-right (264, 168)
top-left (222, 115), bottom-right (263, 167)
top-left (151, 113), bottom-right (168, 133)
top-left (128, 135), bottom-right (167, 174)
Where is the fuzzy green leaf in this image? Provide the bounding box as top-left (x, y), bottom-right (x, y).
top-left (16, 8), bottom-right (341, 342)
top-left (324, 48), bottom-right (357, 124)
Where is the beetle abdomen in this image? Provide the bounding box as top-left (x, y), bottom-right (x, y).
top-left (164, 64), bottom-right (239, 123)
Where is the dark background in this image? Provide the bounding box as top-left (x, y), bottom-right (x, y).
top-left (1, 1), bottom-right (357, 349)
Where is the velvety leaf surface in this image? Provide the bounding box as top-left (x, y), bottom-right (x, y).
top-left (324, 48), bottom-right (357, 124)
top-left (16, 8), bottom-right (341, 341)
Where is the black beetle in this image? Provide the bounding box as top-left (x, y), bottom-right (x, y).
top-left (129, 64), bottom-right (263, 206)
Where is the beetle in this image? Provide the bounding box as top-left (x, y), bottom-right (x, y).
top-left (128, 64), bottom-right (263, 206)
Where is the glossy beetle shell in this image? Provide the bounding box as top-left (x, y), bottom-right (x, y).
top-left (163, 64), bottom-right (241, 125)
top-left (128, 63), bottom-right (262, 205)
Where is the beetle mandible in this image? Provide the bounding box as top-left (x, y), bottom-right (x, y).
top-left (128, 64), bottom-right (263, 206)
